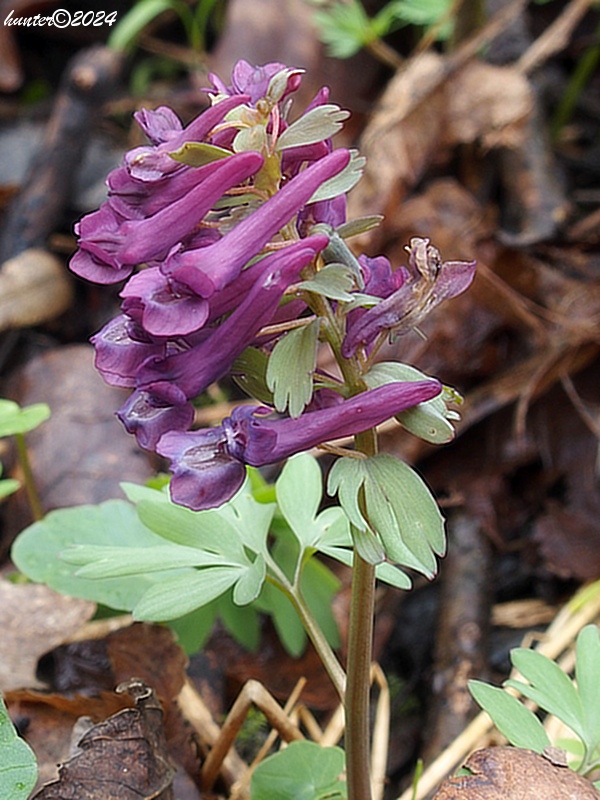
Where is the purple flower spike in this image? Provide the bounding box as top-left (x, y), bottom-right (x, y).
top-left (162, 148), bottom-right (351, 297)
top-left (343, 238), bottom-right (476, 357)
top-left (158, 380), bottom-right (442, 510)
top-left (137, 235), bottom-right (328, 398)
top-left (70, 151), bottom-right (264, 284)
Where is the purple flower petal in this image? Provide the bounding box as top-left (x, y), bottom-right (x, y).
top-left (120, 268), bottom-right (210, 337)
top-left (117, 383), bottom-right (194, 450)
top-left (157, 427), bottom-right (247, 510)
top-left (91, 315), bottom-right (166, 387)
top-left (162, 148), bottom-right (350, 297)
top-left (157, 380), bottom-right (442, 510)
top-left (137, 235), bottom-right (328, 397)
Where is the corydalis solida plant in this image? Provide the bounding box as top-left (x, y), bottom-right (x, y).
top-left (69, 59), bottom-right (476, 800)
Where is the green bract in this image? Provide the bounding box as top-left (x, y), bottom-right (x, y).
top-left (266, 319), bottom-right (321, 418)
top-left (327, 454), bottom-right (446, 578)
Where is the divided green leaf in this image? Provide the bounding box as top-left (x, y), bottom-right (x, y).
top-left (232, 347), bottom-right (274, 405)
top-left (266, 319), bottom-right (320, 418)
top-left (505, 648), bottom-right (586, 741)
top-left (276, 105), bottom-right (350, 151)
top-left (308, 150), bottom-right (365, 204)
top-left (468, 680), bottom-right (551, 753)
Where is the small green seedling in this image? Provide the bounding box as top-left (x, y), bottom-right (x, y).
top-left (469, 624), bottom-right (600, 787)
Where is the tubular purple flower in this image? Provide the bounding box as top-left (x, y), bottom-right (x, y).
top-left (120, 268), bottom-right (210, 337)
top-left (136, 235), bottom-right (328, 397)
top-left (92, 315), bottom-right (166, 388)
top-left (343, 239), bottom-right (477, 357)
top-left (126, 94), bottom-right (251, 181)
top-left (157, 380), bottom-right (442, 510)
top-left (117, 382), bottom-right (195, 450)
top-left (70, 151), bottom-right (264, 284)
top-left (161, 148), bottom-right (351, 297)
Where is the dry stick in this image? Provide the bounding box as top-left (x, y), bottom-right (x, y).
top-left (228, 677), bottom-right (307, 800)
top-left (516, 0), bottom-right (595, 76)
top-left (397, 580), bottom-right (600, 800)
top-left (200, 679), bottom-right (304, 793)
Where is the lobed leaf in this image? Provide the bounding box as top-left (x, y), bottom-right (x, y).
top-left (0, 399), bottom-right (50, 437)
top-left (576, 625), bottom-right (600, 750)
top-left (276, 105), bottom-right (350, 151)
top-left (297, 263), bottom-right (356, 302)
top-left (506, 648), bottom-right (586, 741)
top-left (308, 150), bottom-right (365, 204)
top-left (468, 680), bottom-right (551, 753)
top-left (266, 319), bottom-right (321, 418)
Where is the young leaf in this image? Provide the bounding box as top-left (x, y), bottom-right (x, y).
top-left (297, 263), bottom-right (356, 302)
top-left (0, 693), bottom-right (37, 799)
top-left (468, 680), bottom-right (551, 752)
top-left (276, 105), bottom-right (350, 151)
top-left (219, 476), bottom-right (275, 556)
top-left (308, 150), bottom-right (365, 204)
top-left (364, 362), bottom-right (457, 444)
top-left (327, 456), bottom-right (369, 531)
top-left (576, 625), bottom-right (600, 750)
top-left (251, 740), bottom-right (346, 800)
top-left (266, 318), bottom-right (320, 418)
top-left (0, 399), bottom-right (50, 437)
top-left (505, 648), bottom-right (586, 741)
top-left (231, 347), bottom-right (274, 406)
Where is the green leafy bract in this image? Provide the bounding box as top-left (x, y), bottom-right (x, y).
top-left (251, 741), bottom-right (346, 800)
top-left (297, 263), bottom-right (356, 302)
top-left (276, 105), bottom-right (350, 151)
top-left (308, 150), bottom-right (365, 204)
top-left (327, 454), bottom-right (445, 578)
top-left (168, 142), bottom-right (231, 167)
top-left (364, 362), bottom-right (458, 444)
top-left (232, 347), bottom-right (274, 405)
top-left (266, 319), bottom-right (321, 418)
top-left (468, 681), bottom-right (551, 753)
top-left (0, 694), bottom-right (37, 799)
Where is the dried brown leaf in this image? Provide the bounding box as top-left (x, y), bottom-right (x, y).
top-left (434, 747), bottom-right (600, 799)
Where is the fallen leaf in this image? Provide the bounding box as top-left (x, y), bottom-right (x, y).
top-left (32, 679), bottom-right (176, 799)
top-left (0, 580), bottom-right (95, 692)
top-left (433, 747), bottom-right (600, 798)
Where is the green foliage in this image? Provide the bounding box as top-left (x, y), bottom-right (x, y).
top-left (0, 399), bottom-right (50, 438)
top-left (364, 362), bottom-right (460, 444)
top-left (327, 453), bottom-right (445, 578)
top-left (309, 0), bottom-right (452, 59)
top-left (108, 0), bottom-right (223, 53)
top-left (251, 740), bottom-right (346, 800)
top-left (297, 263), bottom-right (356, 302)
top-left (469, 625), bottom-right (600, 775)
top-left (267, 319), bottom-right (321, 418)
top-left (11, 457), bottom-right (363, 656)
top-left (0, 694), bottom-right (38, 799)
top-left (0, 399), bottom-right (50, 502)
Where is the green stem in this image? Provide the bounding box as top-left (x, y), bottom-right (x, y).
top-left (264, 567), bottom-right (346, 701)
top-left (345, 427), bottom-right (378, 800)
top-left (15, 432), bottom-right (43, 521)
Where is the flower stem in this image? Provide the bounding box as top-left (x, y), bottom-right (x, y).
top-left (15, 432), bottom-right (43, 521)
top-left (345, 427), bottom-right (378, 800)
